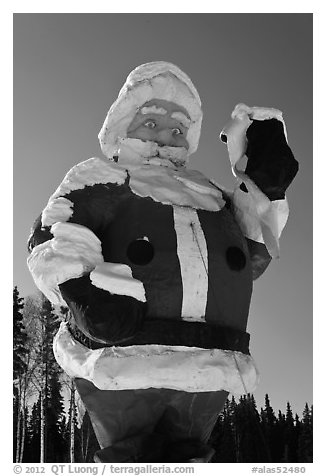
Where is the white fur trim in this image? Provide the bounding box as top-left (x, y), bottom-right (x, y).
top-left (53, 322), bottom-right (259, 395)
top-left (231, 103), bottom-right (288, 141)
top-left (98, 62), bottom-right (202, 158)
top-left (128, 165), bottom-right (225, 211)
top-left (220, 113), bottom-right (252, 169)
top-left (220, 103), bottom-right (288, 169)
top-left (232, 187), bottom-right (289, 248)
top-left (42, 197), bottom-right (74, 228)
top-left (42, 158), bottom-right (127, 227)
top-left (90, 262), bottom-right (146, 302)
top-left (173, 206), bottom-right (207, 322)
top-left (54, 157), bottom-right (127, 194)
top-left (27, 222), bottom-right (104, 305)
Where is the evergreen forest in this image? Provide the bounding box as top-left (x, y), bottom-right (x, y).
top-left (13, 286), bottom-right (313, 463)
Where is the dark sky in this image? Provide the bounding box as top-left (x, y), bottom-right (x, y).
top-left (13, 13), bottom-right (312, 417)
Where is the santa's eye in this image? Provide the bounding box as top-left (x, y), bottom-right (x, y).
top-left (172, 127), bottom-right (182, 135)
top-left (144, 120), bottom-right (156, 129)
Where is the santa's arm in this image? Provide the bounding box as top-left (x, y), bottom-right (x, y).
top-left (220, 104), bottom-right (298, 279)
top-left (27, 159), bottom-right (147, 344)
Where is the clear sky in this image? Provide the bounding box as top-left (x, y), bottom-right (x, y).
top-left (13, 13), bottom-right (312, 417)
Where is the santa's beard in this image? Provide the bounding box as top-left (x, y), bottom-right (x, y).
top-left (115, 137), bottom-right (190, 168)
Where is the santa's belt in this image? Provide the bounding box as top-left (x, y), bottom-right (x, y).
top-left (67, 318), bottom-right (250, 355)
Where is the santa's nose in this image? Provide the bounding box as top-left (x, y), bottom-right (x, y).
top-left (156, 129), bottom-right (175, 147)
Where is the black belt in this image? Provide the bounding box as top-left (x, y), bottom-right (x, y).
top-left (67, 318), bottom-right (250, 355)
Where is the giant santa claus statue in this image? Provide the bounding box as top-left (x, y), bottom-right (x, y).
top-left (27, 62), bottom-right (298, 463)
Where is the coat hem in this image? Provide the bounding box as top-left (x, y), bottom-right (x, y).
top-left (53, 322), bottom-right (259, 395)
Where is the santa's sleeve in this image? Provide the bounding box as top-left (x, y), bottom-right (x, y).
top-left (220, 104), bottom-right (298, 280)
top-left (27, 158), bottom-right (147, 344)
top-left (27, 160), bottom-right (116, 306)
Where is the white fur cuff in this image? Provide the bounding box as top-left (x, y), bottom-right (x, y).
top-left (27, 222), bottom-right (104, 305)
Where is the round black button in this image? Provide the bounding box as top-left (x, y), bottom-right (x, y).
top-left (127, 239), bottom-right (155, 265)
top-left (226, 246), bottom-right (246, 271)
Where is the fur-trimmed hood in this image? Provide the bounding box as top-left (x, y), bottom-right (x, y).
top-left (98, 61), bottom-right (203, 158)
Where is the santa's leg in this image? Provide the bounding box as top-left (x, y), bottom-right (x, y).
top-left (157, 389), bottom-right (229, 462)
top-left (74, 378), bottom-right (167, 463)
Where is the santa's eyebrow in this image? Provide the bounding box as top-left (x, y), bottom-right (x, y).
top-left (140, 106), bottom-right (167, 115)
top-left (171, 112), bottom-right (191, 128)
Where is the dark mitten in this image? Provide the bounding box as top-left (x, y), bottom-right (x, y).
top-left (242, 118), bottom-right (299, 201)
top-left (59, 275), bottom-right (146, 345)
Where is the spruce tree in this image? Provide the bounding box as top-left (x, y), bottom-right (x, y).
top-left (46, 369), bottom-right (66, 462)
top-left (260, 394), bottom-right (278, 461)
top-left (210, 397), bottom-right (237, 462)
top-left (25, 400), bottom-right (41, 462)
top-left (298, 403), bottom-right (313, 462)
top-left (293, 413), bottom-right (302, 463)
top-left (234, 394), bottom-right (270, 462)
top-left (276, 409), bottom-right (287, 462)
top-left (283, 401), bottom-right (298, 462)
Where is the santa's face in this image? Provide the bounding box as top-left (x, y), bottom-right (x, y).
top-left (126, 99), bottom-right (190, 150)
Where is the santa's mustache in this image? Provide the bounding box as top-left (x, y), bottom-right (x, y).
top-left (116, 137), bottom-right (189, 167)
top-left (155, 144), bottom-right (189, 165)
